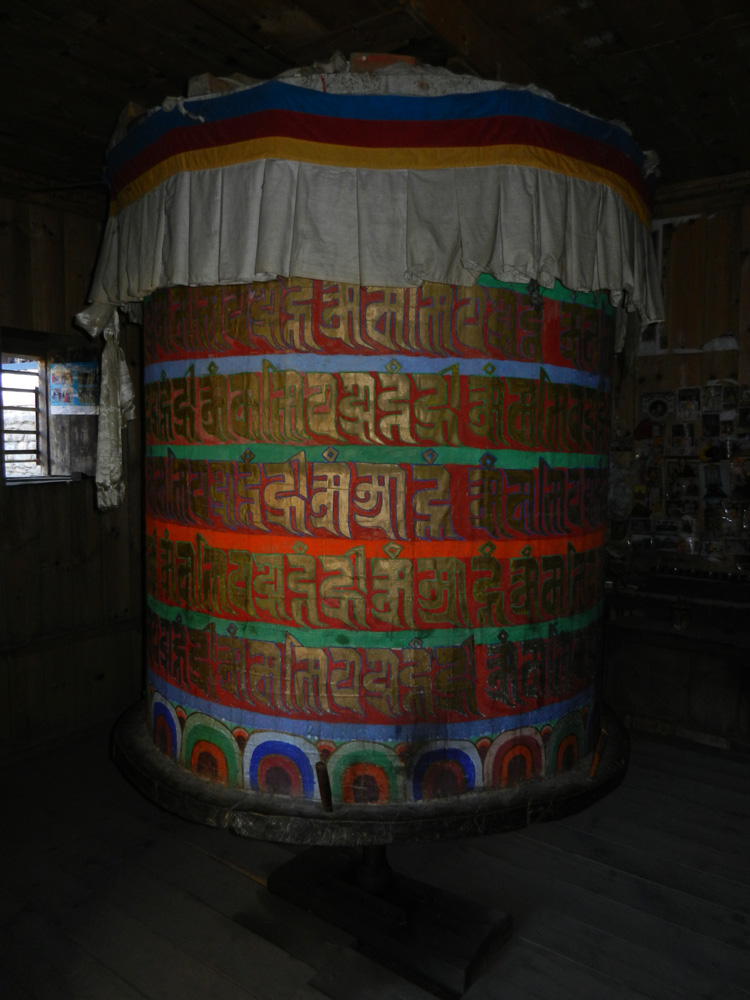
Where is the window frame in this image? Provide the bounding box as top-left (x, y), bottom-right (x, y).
top-left (1, 350), bottom-right (50, 479)
top-left (0, 326), bottom-right (99, 485)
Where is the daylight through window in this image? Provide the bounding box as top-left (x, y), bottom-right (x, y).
top-left (1, 353), bottom-right (48, 478)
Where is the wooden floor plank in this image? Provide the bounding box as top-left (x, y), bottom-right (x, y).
top-left (141, 807), bottom-right (299, 879)
top-left (464, 937), bottom-right (652, 1000)
top-left (60, 897), bottom-right (262, 1000)
top-left (516, 906), bottom-right (748, 1000)
top-left (0, 835), bottom-right (115, 923)
top-left (602, 782), bottom-right (750, 852)
top-left (309, 948), bottom-right (439, 1000)
top-left (559, 802), bottom-right (750, 885)
top-left (2, 759), bottom-right (349, 974)
top-left (473, 831), bottom-right (749, 950)
top-left (388, 840), bottom-right (750, 993)
top-left (0, 814), bottom-right (312, 1000)
top-left (106, 865), bottom-right (317, 1000)
top-left (629, 736), bottom-right (750, 784)
top-left (2, 905), bottom-right (149, 1000)
top-left (624, 747), bottom-right (750, 808)
top-left (625, 751), bottom-right (750, 806)
top-left (130, 832), bottom-right (358, 970)
top-left (2, 723), bottom-right (749, 1000)
top-left (0, 883), bottom-right (26, 925)
top-left (578, 758), bottom-right (750, 841)
top-left (0, 965), bottom-right (40, 1000)
top-left (287, 985), bottom-right (337, 1000)
top-left (518, 822), bottom-right (750, 915)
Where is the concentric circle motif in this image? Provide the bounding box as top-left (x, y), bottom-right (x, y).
top-left (243, 731), bottom-right (319, 799)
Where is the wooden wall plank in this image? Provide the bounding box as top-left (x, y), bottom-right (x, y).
top-left (703, 209), bottom-right (740, 342)
top-left (66, 414), bottom-right (97, 476)
top-left (0, 198), bottom-right (33, 328)
top-left (0, 655), bottom-right (12, 757)
top-left (38, 482), bottom-right (73, 636)
top-left (69, 479), bottom-right (103, 633)
top-left (664, 216), bottom-right (706, 351)
top-left (63, 211), bottom-right (103, 333)
top-left (738, 202), bottom-right (750, 386)
top-left (5, 625), bottom-right (141, 749)
top-left (701, 346), bottom-right (739, 385)
top-left (28, 204), bottom-right (65, 334)
top-left (2, 486), bottom-right (42, 649)
top-left (672, 352), bottom-right (703, 395)
top-left (0, 167), bottom-right (106, 219)
top-left (1, 177), bottom-right (141, 755)
top-left (0, 198), bottom-right (22, 328)
top-left (100, 501), bottom-right (135, 622)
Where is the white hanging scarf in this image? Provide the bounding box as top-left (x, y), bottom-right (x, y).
top-left (76, 304), bottom-right (135, 510)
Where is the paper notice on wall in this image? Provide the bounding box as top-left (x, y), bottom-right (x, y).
top-left (49, 361), bottom-right (99, 414)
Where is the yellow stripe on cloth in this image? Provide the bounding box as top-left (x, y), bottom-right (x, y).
top-left (110, 138), bottom-right (650, 227)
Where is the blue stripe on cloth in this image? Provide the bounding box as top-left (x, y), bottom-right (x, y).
top-left (108, 79), bottom-right (645, 179)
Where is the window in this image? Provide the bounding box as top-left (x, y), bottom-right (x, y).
top-left (1, 352), bottom-right (48, 478)
top-left (0, 329), bottom-right (100, 483)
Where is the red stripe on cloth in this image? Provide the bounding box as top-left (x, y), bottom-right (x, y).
top-left (108, 108), bottom-right (649, 207)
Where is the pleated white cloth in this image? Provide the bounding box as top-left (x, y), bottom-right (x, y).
top-left (79, 65), bottom-right (664, 508)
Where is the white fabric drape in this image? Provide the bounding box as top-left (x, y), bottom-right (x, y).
top-left (80, 67), bottom-right (665, 510)
top-left (76, 307), bottom-right (135, 510)
top-left (89, 160), bottom-right (663, 329)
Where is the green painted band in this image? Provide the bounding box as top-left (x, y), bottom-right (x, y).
top-left (147, 594), bottom-right (602, 647)
top-left (476, 274), bottom-right (615, 311)
top-left (146, 443), bottom-right (607, 468)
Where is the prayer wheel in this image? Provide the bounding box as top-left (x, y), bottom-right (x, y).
top-left (97, 62), bottom-right (662, 843)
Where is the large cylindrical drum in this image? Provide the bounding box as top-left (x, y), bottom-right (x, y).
top-left (89, 62), bottom-right (661, 841)
top-left (143, 275), bottom-right (613, 809)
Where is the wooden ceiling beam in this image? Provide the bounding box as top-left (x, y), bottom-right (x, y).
top-left (0, 168), bottom-right (107, 217)
top-left (289, 7), bottom-right (433, 65)
top-left (402, 0), bottom-right (542, 83)
top-left (186, 0), bottom-right (309, 68)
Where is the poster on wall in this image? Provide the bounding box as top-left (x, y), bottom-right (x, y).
top-left (641, 392), bottom-right (674, 419)
top-left (701, 384), bottom-right (723, 412)
top-left (701, 412), bottom-right (721, 439)
top-left (49, 362), bottom-right (99, 415)
top-left (625, 377), bottom-right (750, 575)
top-left (676, 386), bottom-right (701, 420)
top-left (722, 384), bottom-right (739, 412)
top-left (700, 461), bottom-right (730, 500)
top-left (669, 422), bottom-right (695, 455)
